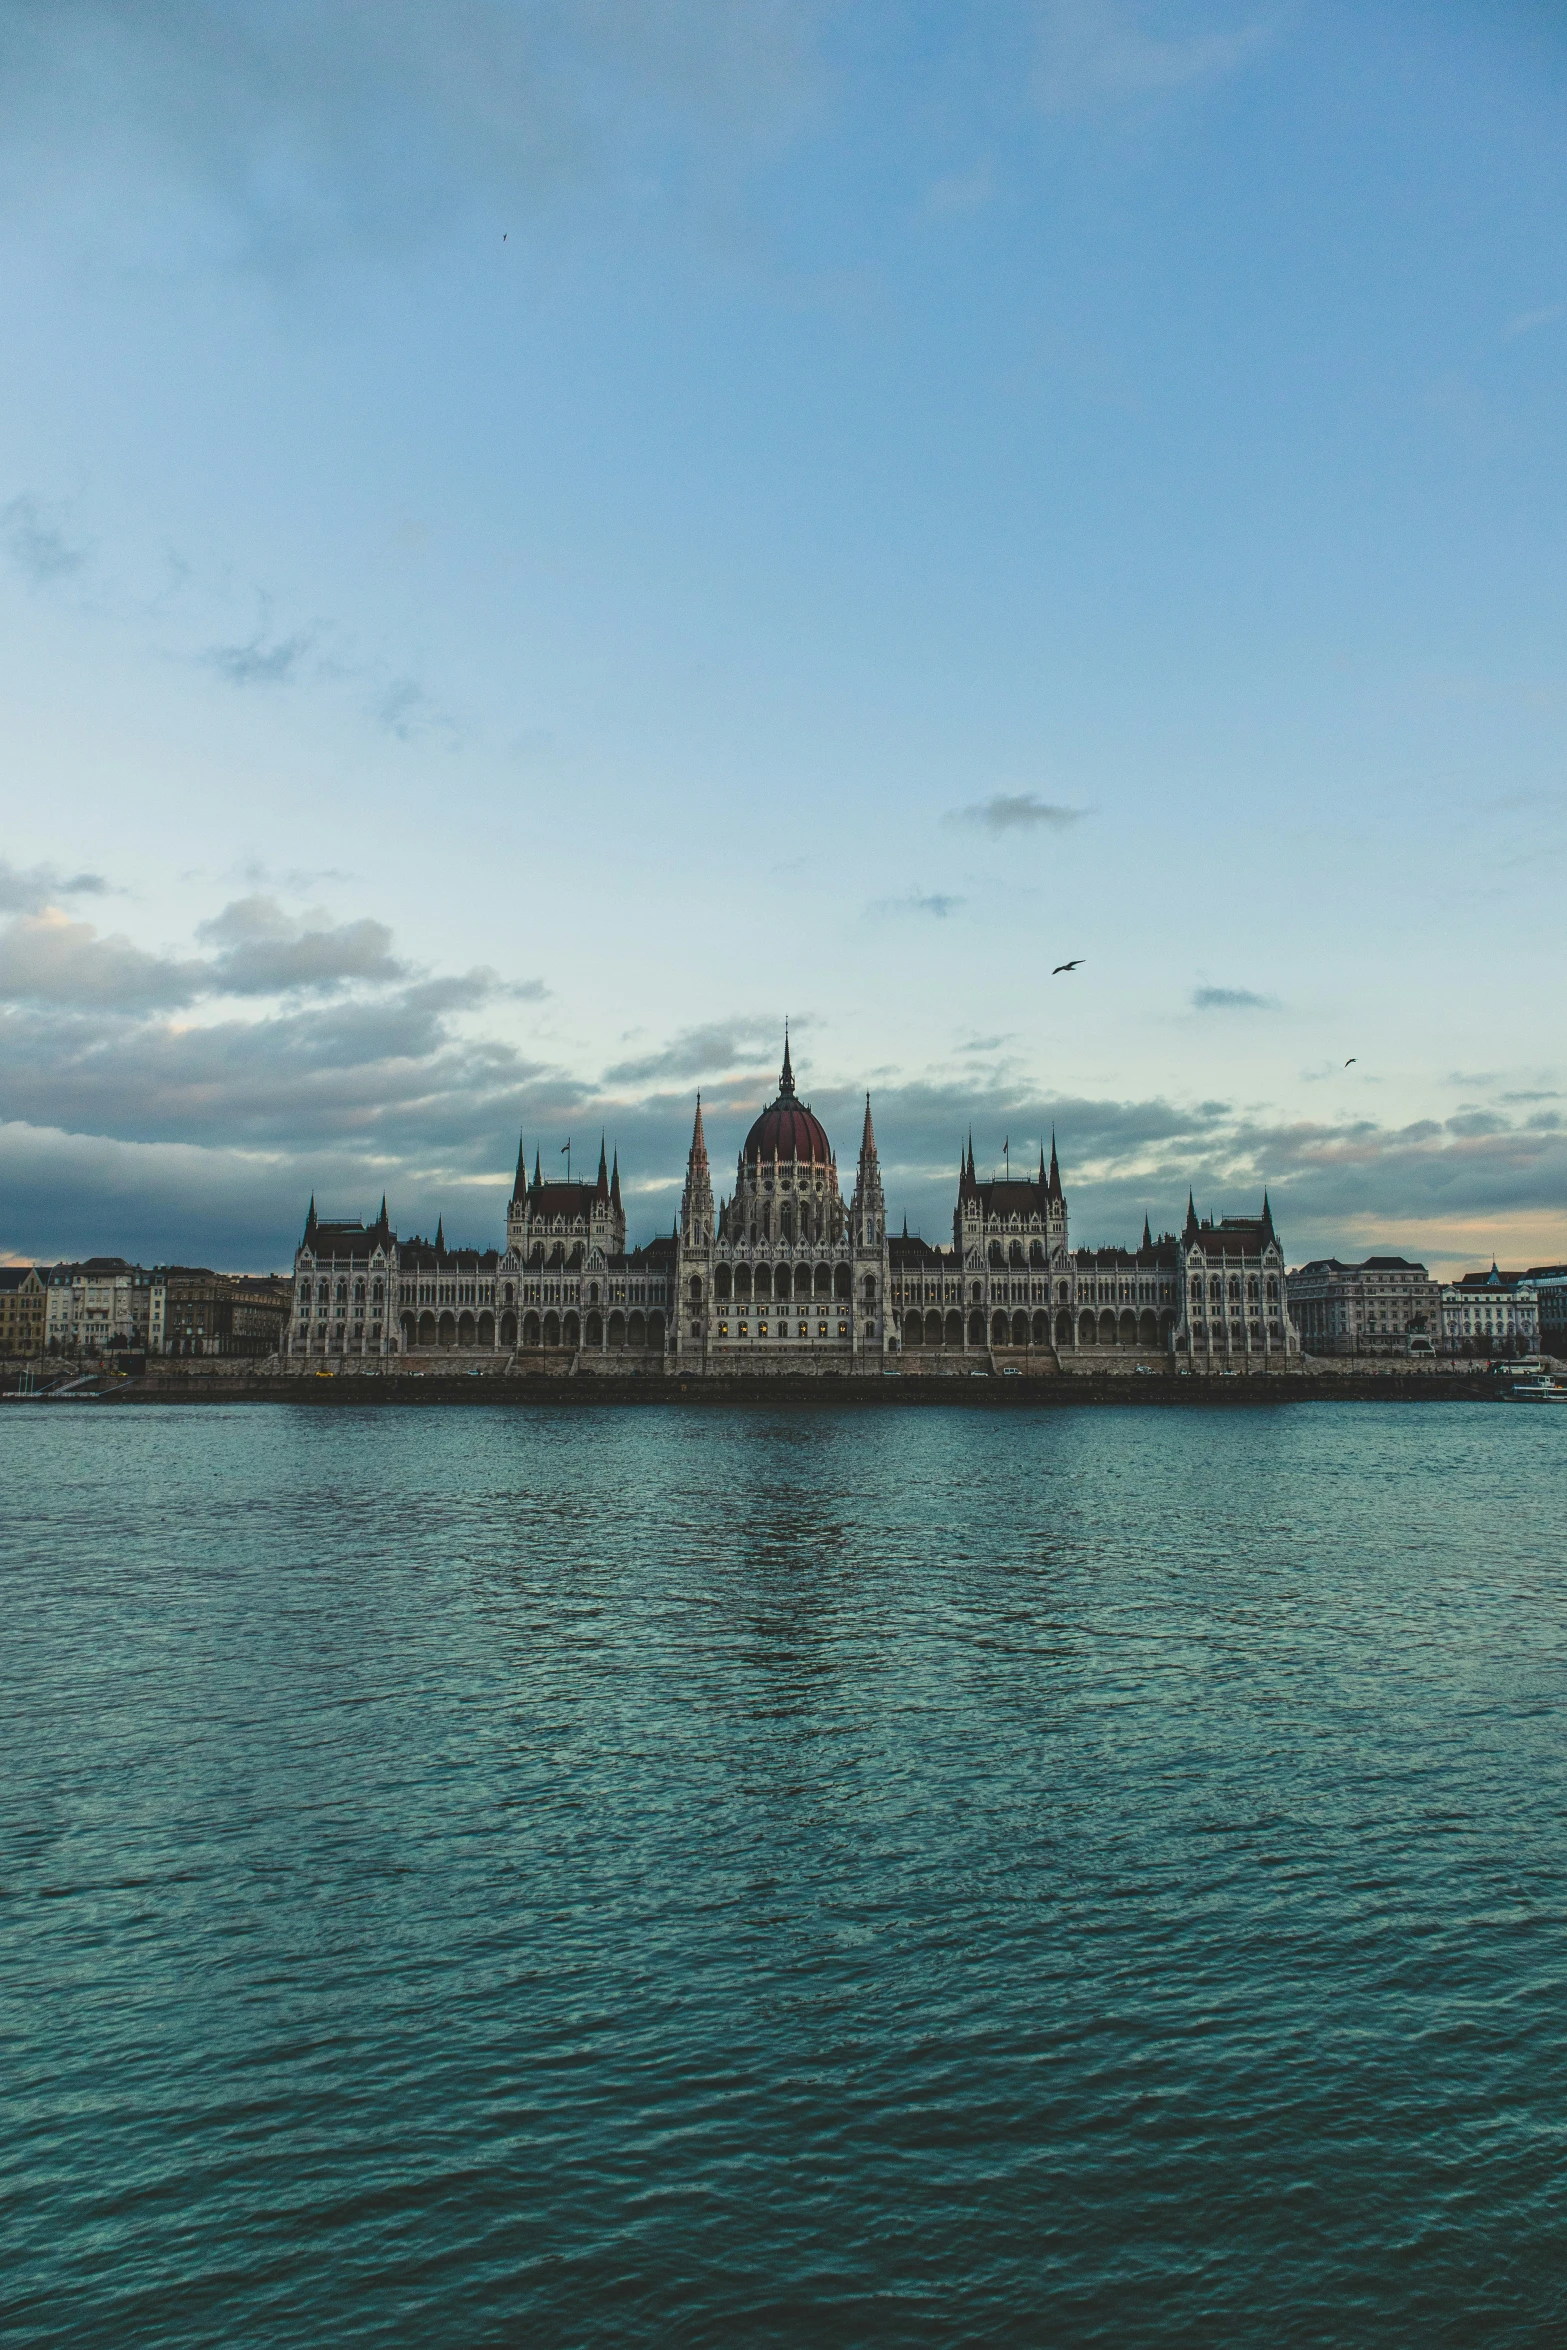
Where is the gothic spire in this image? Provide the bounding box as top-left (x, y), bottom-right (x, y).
top-left (1183, 1189), bottom-right (1199, 1241)
top-left (435, 1214), bottom-right (445, 1253)
top-left (1261, 1189), bottom-right (1275, 1239)
top-left (532, 1147), bottom-right (542, 1191)
top-left (860, 1093), bottom-right (877, 1159)
top-left (610, 1150), bottom-right (622, 1214)
top-left (378, 1194), bottom-right (388, 1230)
top-left (514, 1130), bottom-right (527, 1195)
top-left (303, 1193), bottom-right (317, 1243)
top-left (779, 1023), bottom-right (795, 1098)
top-left (1142, 1214), bottom-right (1153, 1251)
top-left (596, 1133), bottom-right (609, 1202)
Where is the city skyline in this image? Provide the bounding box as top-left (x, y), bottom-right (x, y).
top-left (2, 3), bottom-right (1565, 1274)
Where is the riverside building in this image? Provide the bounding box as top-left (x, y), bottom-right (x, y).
top-left (286, 1040), bottom-right (1301, 1372)
top-left (1286, 1256), bottom-right (1442, 1356)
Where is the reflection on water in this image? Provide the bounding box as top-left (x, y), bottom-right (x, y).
top-left (2, 1402), bottom-right (1564, 2346)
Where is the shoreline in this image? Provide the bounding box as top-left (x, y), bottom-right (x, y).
top-left (15, 1368), bottom-right (1518, 1409)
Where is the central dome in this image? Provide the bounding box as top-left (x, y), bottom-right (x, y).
top-left (743, 1035), bottom-right (832, 1166)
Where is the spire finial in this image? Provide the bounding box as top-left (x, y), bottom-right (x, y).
top-left (780, 1022), bottom-right (795, 1097)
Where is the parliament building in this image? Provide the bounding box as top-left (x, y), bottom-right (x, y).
top-left (286, 1039), bottom-right (1301, 1372)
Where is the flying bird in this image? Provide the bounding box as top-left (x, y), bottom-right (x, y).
top-left (1344, 1056), bottom-right (1357, 1067)
top-left (1052, 959), bottom-right (1083, 975)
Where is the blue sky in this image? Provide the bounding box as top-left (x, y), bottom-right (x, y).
top-left (1, 0), bottom-right (1564, 1272)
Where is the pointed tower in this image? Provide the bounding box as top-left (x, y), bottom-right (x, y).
top-left (779, 1024), bottom-right (795, 1098)
top-left (378, 1194), bottom-right (388, 1230)
top-left (513, 1131), bottom-right (527, 1201)
top-left (303, 1193), bottom-right (317, 1246)
top-left (610, 1150), bottom-right (622, 1216)
top-left (434, 1215), bottom-right (445, 1254)
top-left (1183, 1190), bottom-right (1200, 1243)
top-left (1142, 1214), bottom-right (1153, 1252)
top-left (595, 1135), bottom-right (610, 1203)
top-left (850, 1093), bottom-right (884, 1250)
top-left (681, 1094), bottom-right (714, 1247)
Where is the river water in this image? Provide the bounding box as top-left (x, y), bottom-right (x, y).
top-left (2, 1401), bottom-right (1564, 2345)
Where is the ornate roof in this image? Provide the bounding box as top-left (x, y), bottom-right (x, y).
top-left (742, 1034), bottom-right (832, 1167)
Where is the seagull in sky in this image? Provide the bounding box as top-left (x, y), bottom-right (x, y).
top-left (1052, 958), bottom-right (1083, 975)
top-left (1344, 1056), bottom-right (1357, 1066)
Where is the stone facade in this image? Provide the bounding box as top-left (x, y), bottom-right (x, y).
top-left (284, 1039), bottom-right (1301, 1373)
top-left (1286, 1255), bottom-right (1442, 1357)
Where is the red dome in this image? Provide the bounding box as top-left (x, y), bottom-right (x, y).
top-left (743, 1035), bottom-right (832, 1165)
top-left (744, 1097), bottom-right (832, 1166)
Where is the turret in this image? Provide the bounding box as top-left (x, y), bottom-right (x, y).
top-left (681, 1094), bottom-right (714, 1246)
top-left (850, 1093), bottom-right (884, 1247)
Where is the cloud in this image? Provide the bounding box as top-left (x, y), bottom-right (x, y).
top-left (0, 0), bottom-right (826, 273)
top-left (924, 160), bottom-right (996, 218)
top-left (4, 971), bottom-right (1566, 1271)
top-left (375, 675), bottom-right (460, 745)
top-left (195, 895), bottom-right (406, 993)
top-left (951, 793), bottom-right (1087, 834)
top-left (201, 629), bottom-right (316, 687)
top-left (0, 859), bottom-right (109, 915)
top-left (603, 1019), bottom-right (783, 1088)
top-left (1503, 302), bottom-right (1565, 342)
top-left (1192, 985), bottom-right (1275, 1011)
top-left (0, 493), bottom-right (89, 584)
top-left (0, 911), bottom-right (204, 1009)
top-left (873, 891), bottom-right (965, 919)
top-left (1032, 0), bottom-right (1275, 113)
top-left (0, 887), bottom-right (541, 1013)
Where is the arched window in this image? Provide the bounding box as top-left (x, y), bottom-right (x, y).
top-left (863, 1274), bottom-right (877, 1302)
top-left (968, 1309), bottom-right (986, 1346)
top-left (834, 1265), bottom-right (851, 1299)
top-left (991, 1311), bottom-right (1009, 1347)
top-left (735, 1265), bottom-right (752, 1301)
top-left (715, 1264), bottom-right (732, 1300)
top-left (989, 1241), bottom-right (1004, 1268)
top-left (1009, 1241), bottom-right (1025, 1268)
top-left (689, 1274), bottom-right (703, 1303)
top-left (814, 1263), bottom-right (831, 1297)
top-left (754, 1264), bottom-right (772, 1300)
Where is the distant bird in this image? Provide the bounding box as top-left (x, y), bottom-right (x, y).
top-left (1344, 1056), bottom-right (1357, 1067)
top-left (1052, 959), bottom-right (1083, 975)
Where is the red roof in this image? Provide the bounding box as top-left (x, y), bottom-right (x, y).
top-left (742, 1037), bottom-right (833, 1166)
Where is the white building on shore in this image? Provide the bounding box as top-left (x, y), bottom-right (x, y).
top-left (286, 1040), bottom-right (1301, 1373)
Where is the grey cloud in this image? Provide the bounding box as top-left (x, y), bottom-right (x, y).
top-left (0, 0), bottom-right (825, 271)
top-left (0, 913), bottom-right (204, 1009)
top-left (1032, 0), bottom-right (1275, 114)
top-left (0, 493), bottom-right (88, 584)
top-left (1192, 985), bottom-right (1275, 1011)
top-left (196, 895), bottom-right (406, 993)
top-left (0, 859), bottom-right (109, 914)
top-left (603, 1019), bottom-right (783, 1088)
top-left (8, 999), bottom-right (1567, 1271)
top-left (202, 629), bottom-right (315, 687)
top-left (952, 793), bottom-right (1087, 833)
top-left (376, 677), bottom-right (459, 744)
top-left (873, 891), bottom-right (965, 919)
